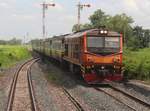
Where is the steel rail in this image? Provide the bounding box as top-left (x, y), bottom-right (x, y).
top-left (62, 87), bottom-right (85, 111)
top-left (95, 80), bottom-right (150, 111)
top-left (94, 87), bottom-right (137, 111)
top-left (106, 80), bottom-right (150, 108)
top-left (109, 85), bottom-right (150, 109)
top-left (6, 58), bottom-right (39, 111)
top-left (27, 58), bottom-right (40, 111)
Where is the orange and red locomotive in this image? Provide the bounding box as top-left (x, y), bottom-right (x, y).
top-left (32, 28), bottom-right (123, 83)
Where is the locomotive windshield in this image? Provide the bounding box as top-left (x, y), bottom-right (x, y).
top-left (87, 37), bottom-right (120, 55)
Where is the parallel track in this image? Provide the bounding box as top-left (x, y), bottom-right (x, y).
top-left (94, 82), bottom-right (150, 111)
top-left (62, 87), bottom-right (85, 111)
top-left (6, 58), bottom-right (40, 111)
top-left (94, 87), bottom-right (137, 111)
top-left (110, 85), bottom-right (150, 108)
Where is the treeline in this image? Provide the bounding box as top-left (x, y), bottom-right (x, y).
top-left (72, 9), bottom-right (150, 50)
top-left (0, 38), bottom-right (22, 45)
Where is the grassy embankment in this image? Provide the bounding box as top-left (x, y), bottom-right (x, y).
top-left (0, 45), bottom-right (31, 69)
top-left (123, 48), bottom-right (150, 83)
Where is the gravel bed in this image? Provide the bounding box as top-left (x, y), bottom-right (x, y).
top-left (67, 85), bottom-right (134, 111)
top-left (0, 76), bottom-right (8, 111)
top-left (31, 60), bottom-right (78, 111)
top-left (31, 58), bottom-right (135, 111)
top-left (0, 60), bottom-right (30, 111)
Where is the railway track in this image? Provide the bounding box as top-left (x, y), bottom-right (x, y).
top-left (6, 58), bottom-right (40, 111)
top-left (62, 87), bottom-right (85, 111)
top-left (94, 82), bottom-right (150, 111)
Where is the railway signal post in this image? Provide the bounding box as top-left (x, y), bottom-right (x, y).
top-left (77, 2), bottom-right (91, 31)
top-left (41, 2), bottom-right (55, 38)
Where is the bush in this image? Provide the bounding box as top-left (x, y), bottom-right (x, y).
top-left (123, 48), bottom-right (150, 81)
top-left (0, 45), bottom-right (31, 68)
top-left (126, 37), bottom-right (141, 51)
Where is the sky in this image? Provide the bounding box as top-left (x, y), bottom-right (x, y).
top-left (0, 0), bottom-right (150, 41)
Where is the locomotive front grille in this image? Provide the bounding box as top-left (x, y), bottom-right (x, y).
top-left (96, 69), bottom-right (109, 77)
top-left (85, 65), bottom-right (117, 76)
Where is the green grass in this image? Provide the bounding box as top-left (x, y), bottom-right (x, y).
top-left (0, 45), bottom-right (31, 68)
top-left (123, 48), bottom-right (150, 81)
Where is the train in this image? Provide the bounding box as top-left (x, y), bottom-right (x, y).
top-left (32, 28), bottom-right (123, 84)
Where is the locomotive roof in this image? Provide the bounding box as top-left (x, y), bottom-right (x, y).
top-left (35, 28), bottom-right (121, 41)
top-left (65, 28), bottom-right (120, 38)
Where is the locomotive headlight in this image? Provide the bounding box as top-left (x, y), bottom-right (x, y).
top-left (100, 30), bottom-right (108, 34)
top-left (100, 30), bottom-right (104, 34)
top-left (104, 30), bottom-right (108, 34)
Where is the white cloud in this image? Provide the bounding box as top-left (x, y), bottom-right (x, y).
top-left (0, 2), bottom-right (11, 9)
top-left (12, 14), bottom-right (35, 21)
top-left (54, 3), bottom-right (64, 11)
top-left (124, 0), bottom-right (137, 9)
top-left (33, 3), bottom-right (41, 9)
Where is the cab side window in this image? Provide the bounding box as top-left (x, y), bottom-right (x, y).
top-left (74, 44), bottom-right (79, 59)
top-left (65, 44), bottom-right (68, 56)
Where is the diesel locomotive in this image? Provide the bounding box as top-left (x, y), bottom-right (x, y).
top-left (32, 28), bottom-right (123, 84)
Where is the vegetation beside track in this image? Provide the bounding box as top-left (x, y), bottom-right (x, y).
top-left (123, 48), bottom-right (150, 82)
top-left (0, 45), bottom-right (31, 69)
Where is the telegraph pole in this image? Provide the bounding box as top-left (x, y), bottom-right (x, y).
top-left (77, 2), bottom-right (91, 31)
top-left (41, 1), bottom-right (55, 38)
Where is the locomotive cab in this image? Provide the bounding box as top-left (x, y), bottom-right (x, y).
top-left (82, 28), bottom-right (123, 83)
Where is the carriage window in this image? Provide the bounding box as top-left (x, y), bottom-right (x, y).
top-left (73, 44), bottom-right (79, 59)
top-left (65, 44), bottom-right (68, 56)
top-left (49, 40), bottom-right (52, 48)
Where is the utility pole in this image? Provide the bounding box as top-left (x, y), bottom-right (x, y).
top-left (41, 1), bottom-right (55, 38)
top-left (23, 36), bottom-right (25, 46)
top-left (77, 2), bottom-right (90, 31)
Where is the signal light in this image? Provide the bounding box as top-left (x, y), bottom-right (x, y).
top-left (82, 4), bottom-right (91, 7)
top-left (47, 3), bottom-right (55, 7)
top-left (51, 4), bottom-right (55, 7)
top-left (86, 4), bottom-right (91, 7)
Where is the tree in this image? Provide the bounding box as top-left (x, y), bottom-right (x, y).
top-left (72, 9), bottom-right (109, 32)
top-left (72, 23), bottom-right (92, 32)
top-left (89, 9), bottom-right (109, 28)
top-left (0, 40), bottom-right (6, 45)
top-left (143, 29), bottom-right (150, 47)
top-left (127, 36), bottom-right (141, 50)
top-left (133, 26), bottom-right (144, 48)
top-left (7, 38), bottom-right (22, 45)
top-left (82, 23), bottom-right (93, 29)
top-left (72, 24), bottom-right (81, 32)
top-left (133, 26), bottom-right (150, 48)
top-left (106, 13), bottom-right (134, 45)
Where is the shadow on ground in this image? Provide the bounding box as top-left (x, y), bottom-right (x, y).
top-left (32, 52), bottom-right (111, 90)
